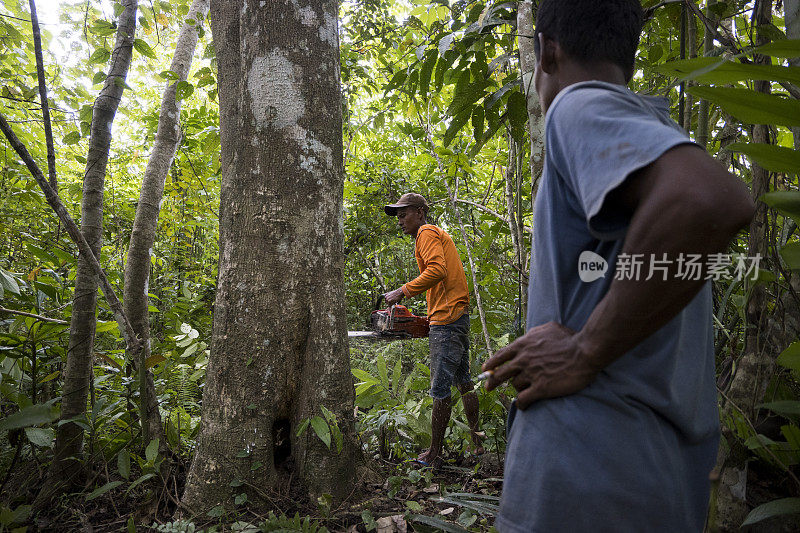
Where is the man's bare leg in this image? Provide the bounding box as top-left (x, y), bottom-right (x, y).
top-left (458, 383), bottom-right (485, 454)
top-left (418, 397), bottom-right (451, 464)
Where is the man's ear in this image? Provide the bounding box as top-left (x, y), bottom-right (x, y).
top-left (537, 33), bottom-right (557, 75)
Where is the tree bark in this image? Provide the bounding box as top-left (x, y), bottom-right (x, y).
top-left (28, 0), bottom-right (57, 191)
top-left (124, 0), bottom-right (210, 454)
top-left (43, 0), bottom-right (139, 494)
top-left (517, 0), bottom-right (545, 197)
top-left (181, 0), bottom-right (360, 512)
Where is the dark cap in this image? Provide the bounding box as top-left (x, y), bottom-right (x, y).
top-left (384, 193), bottom-right (429, 216)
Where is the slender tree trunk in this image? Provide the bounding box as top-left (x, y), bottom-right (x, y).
top-left (517, 0), bottom-right (544, 196)
top-left (697, 4), bottom-right (716, 148)
top-left (713, 2), bottom-right (774, 530)
top-left (181, 0), bottom-right (359, 512)
top-left (124, 0), bottom-right (210, 453)
top-left (42, 0), bottom-right (139, 496)
top-left (28, 0), bottom-right (57, 191)
top-left (683, 9), bottom-right (697, 134)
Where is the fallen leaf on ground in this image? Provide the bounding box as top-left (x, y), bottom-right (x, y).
top-left (423, 483), bottom-right (439, 493)
top-left (376, 514), bottom-right (407, 533)
top-left (439, 507), bottom-right (455, 515)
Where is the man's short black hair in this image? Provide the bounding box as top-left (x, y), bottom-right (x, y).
top-left (534, 0), bottom-right (643, 81)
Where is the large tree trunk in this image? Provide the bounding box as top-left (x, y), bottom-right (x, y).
top-left (124, 0), bottom-right (210, 453)
top-left (41, 0), bottom-right (139, 498)
top-left (181, 0), bottom-right (359, 512)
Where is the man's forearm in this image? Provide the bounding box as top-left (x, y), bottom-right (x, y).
top-left (576, 189), bottom-right (753, 370)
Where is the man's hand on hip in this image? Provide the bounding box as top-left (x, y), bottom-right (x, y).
top-left (481, 321), bottom-right (600, 410)
top-left (384, 288), bottom-right (404, 305)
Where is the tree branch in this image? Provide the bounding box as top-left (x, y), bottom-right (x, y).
top-left (0, 306), bottom-right (68, 325)
top-left (29, 0), bottom-right (58, 192)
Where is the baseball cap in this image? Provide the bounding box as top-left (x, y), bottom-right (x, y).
top-left (384, 193), bottom-right (429, 216)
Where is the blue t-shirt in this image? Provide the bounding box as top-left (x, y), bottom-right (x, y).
top-left (496, 82), bottom-right (719, 533)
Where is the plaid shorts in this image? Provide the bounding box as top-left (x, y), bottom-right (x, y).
top-left (428, 313), bottom-right (471, 399)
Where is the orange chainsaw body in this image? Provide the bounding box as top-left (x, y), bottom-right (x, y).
top-left (371, 304), bottom-right (430, 338)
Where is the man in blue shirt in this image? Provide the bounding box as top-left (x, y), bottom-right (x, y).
top-left (482, 1), bottom-right (755, 531)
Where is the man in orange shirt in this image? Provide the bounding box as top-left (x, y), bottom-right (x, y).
top-left (383, 193), bottom-right (483, 465)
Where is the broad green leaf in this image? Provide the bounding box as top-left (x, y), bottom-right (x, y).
top-left (92, 71), bottom-right (106, 84)
top-left (63, 131), bottom-right (81, 145)
top-left (777, 341), bottom-right (800, 372)
top-left (419, 51), bottom-right (437, 99)
top-left (86, 481), bottom-right (123, 501)
top-left (295, 417), bottom-right (310, 437)
top-left (408, 514), bottom-right (468, 533)
top-left (392, 357), bottom-right (402, 393)
top-left (175, 80), bottom-right (194, 101)
top-left (753, 38), bottom-right (800, 58)
top-left (780, 242), bottom-right (800, 270)
top-left (88, 48), bottom-right (111, 65)
top-left (352, 368), bottom-right (378, 384)
top-left (507, 90), bottom-right (527, 132)
top-left (310, 416), bottom-right (331, 448)
top-left (24, 427), bottom-right (54, 447)
top-left (377, 354), bottom-right (388, 389)
top-left (126, 473), bottom-right (155, 494)
top-left (686, 86), bottom-right (800, 127)
top-left (656, 58), bottom-right (800, 86)
top-left (759, 400), bottom-right (800, 417)
top-left (133, 38), bottom-right (157, 59)
top-left (761, 191), bottom-right (800, 224)
top-left (728, 143), bottom-right (800, 174)
top-left (741, 498), bottom-right (800, 526)
top-left (118, 449), bottom-right (131, 479)
top-left (471, 106), bottom-right (484, 144)
top-left (145, 438), bottom-right (159, 462)
top-left (0, 270), bottom-right (20, 295)
top-left (444, 108), bottom-right (472, 147)
top-left (0, 402), bottom-right (59, 431)
top-left (160, 70), bottom-right (180, 81)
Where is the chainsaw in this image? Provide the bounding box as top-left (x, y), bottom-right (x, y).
top-left (347, 296), bottom-right (430, 340)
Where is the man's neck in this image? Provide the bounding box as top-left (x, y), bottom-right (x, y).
top-left (558, 61), bottom-right (628, 93)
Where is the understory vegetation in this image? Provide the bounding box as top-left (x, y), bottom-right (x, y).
top-left (3, 0), bottom-right (800, 530)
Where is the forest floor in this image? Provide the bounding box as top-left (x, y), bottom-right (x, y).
top-left (4, 444), bottom-right (505, 532)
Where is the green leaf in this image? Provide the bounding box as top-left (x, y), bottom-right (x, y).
top-left (0, 270), bottom-right (20, 296)
top-left (118, 449), bottom-right (131, 479)
top-left (444, 108), bottom-right (472, 147)
top-left (471, 106), bottom-right (484, 145)
top-left (310, 416), bottom-right (331, 449)
top-left (408, 514), bottom-right (469, 533)
top-left (405, 500), bottom-right (423, 512)
top-left (88, 48), bottom-right (111, 65)
top-left (656, 58), bottom-right (800, 86)
top-left (24, 427), bottom-right (54, 447)
top-left (742, 498), bottom-right (800, 526)
top-left (759, 401), bottom-right (800, 417)
top-left (0, 402), bottom-right (59, 432)
top-left (377, 354), bottom-right (389, 389)
top-left (235, 493), bottom-right (248, 505)
top-left (126, 473), bottom-right (155, 494)
top-left (175, 80), bottom-right (194, 101)
top-left (761, 191), bottom-right (800, 225)
top-left (753, 38), bottom-right (800, 58)
top-left (145, 438), bottom-right (159, 462)
top-left (295, 418), bottom-right (310, 437)
top-left (728, 143), bottom-right (800, 175)
top-left (780, 242), bottom-right (800, 270)
top-left (133, 38), bottom-right (157, 60)
top-left (352, 368), bottom-right (378, 383)
top-left (507, 90), bottom-right (527, 131)
top-left (687, 86), bottom-right (800, 127)
top-left (63, 131), bottom-right (81, 145)
top-left (778, 342), bottom-right (800, 372)
top-left (419, 51), bottom-right (437, 99)
top-left (86, 481), bottom-right (124, 501)
top-left (160, 69), bottom-right (180, 81)
top-left (392, 357), bottom-right (402, 393)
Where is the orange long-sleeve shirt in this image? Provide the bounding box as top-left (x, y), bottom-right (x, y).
top-left (401, 224), bottom-right (469, 325)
